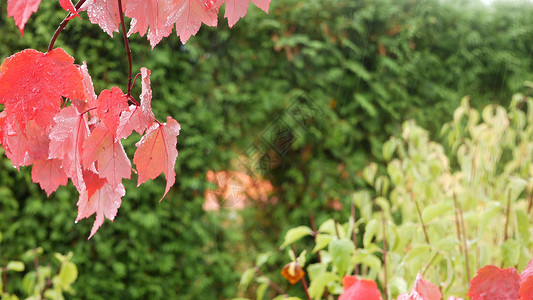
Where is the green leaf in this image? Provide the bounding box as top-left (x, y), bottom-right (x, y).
top-left (307, 263), bottom-right (326, 282)
top-left (312, 234), bottom-right (333, 254)
top-left (307, 272), bottom-right (337, 300)
top-left (363, 219), bottom-right (378, 248)
top-left (256, 282), bottom-right (268, 300)
top-left (58, 262), bottom-right (77, 289)
top-left (389, 276), bottom-right (408, 299)
top-left (239, 268), bottom-right (256, 290)
top-left (404, 245), bottom-right (431, 263)
top-left (382, 138), bottom-right (397, 162)
top-left (255, 252), bottom-right (271, 268)
top-left (22, 271), bottom-right (36, 296)
top-left (353, 252), bottom-right (381, 272)
top-left (363, 163), bottom-right (378, 186)
top-left (516, 210), bottom-right (530, 244)
top-left (280, 226), bottom-right (313, 249)
top-left (501, 239), bottom-right (520, 268)
top-left (6, 261), bottom-right (25, 272)
top-left (297, 250), bottom-right (307, 267)
top-left (422, 202), bottom-right (453, 223)
top-left (329, 239), bottom-right (355, 276)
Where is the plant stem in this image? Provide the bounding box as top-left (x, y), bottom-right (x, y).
top-left (117, 0), bottom-right (133, 96)
top-left (351, 201), bottom-right (359, 275)
top-left (334, 219), bottom-right (341, 239)
top-left (254, 267), bottom-right (288, 296)
top-left (414, 200), bottom-right (431, 245)
top-left (48, 0), bottom-right (87, 52)
top-left (381, 210), bottom-right (388, 300)
top-left (2, 259), bottom-right (6, 294)
top-left (503, 189), bottom-right (512, 242)
top-left (308, 211), bottom-right (321, 263)
top-left (300, 276), bottom-right (312, 300)
top-left (453, 193), bottom-right (470, 284)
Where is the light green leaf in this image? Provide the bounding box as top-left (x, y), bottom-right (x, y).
top-left (297, 250), bottom-right (307, 267)
top-left (389, 276), bottom-right (408, 299)
top-left (383, 138), bottom-right (397, 161)
top-left (312, 234), bottom-right (333, 253)
top-left (363, 163), bottom-right (378, 186)
top-left (6, 261), bottom-right (25, 272)
top-left (501, 239), bottom-right (520, 268)
top-left (58, 262), bottom-right (77, 289)
top-left (516, 210), bottom-right (530, 244)
top-left (307, 272), bottom-right (338, 300)
top-left (280, 226), bottom-right (313, 249)
top-left (239, 268), bottom-right (256, 290)
top-left (363, 219), bottom-right (378, 248)
top-left (23, 271), bottom-right (36, 295)
top-left (404, 245), bottom-right (431, 262)
top-left (422, 202), bottom-right (453, 223)
top-left (307, 263), bottom-right (327, 282)
top-left (256, 282), bottom-right (268, 300)
top-left (256, 252), bottom-right (272, 268)
top-left (353, 252), bottom-right (381, 272)
top-left (329, 239), bottom-right (355, 276)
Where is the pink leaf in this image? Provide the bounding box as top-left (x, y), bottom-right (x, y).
top-left (81, 0), bottom-right (121, 36)
top-left (397, 272), bottom-right (442, 300)
top-left (133, 116), bottom-right (180, 200)
top-left (0, 49), bottom-right (86, 129)
top-left (31, 159), bottom-right (68, 196)
top-left (76, 180), bottom-right (125, 238)
top-left (48, 106), bottom-right (90, 192)
top-left (124, 0), bottom-right (176, 49)
top-left (520, 259), bottom-right (533, 300)
top-left (467, 265), bottom-right (520, 300)
top-left (224, 0), bottom-right (270, 27)
top-left (168, 0), bottom-right (219, 44)
top-left (83, 122), bottom-right (131, 187)
top-left (95, 87), bottom-right (129, 135)
top-left (58, 0), bottom-right (80, 19)
top-left (339, 276), bottom-right (382, 300)
top-left (116, 67), bottom-right (155, 139)
top-left (7, 0), bottom-right (41, 34)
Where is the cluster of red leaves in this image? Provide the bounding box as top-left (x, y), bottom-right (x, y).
top-left (7, 0), bottom-right (271, 47)
top-left (0, 48), bottom-right (180, 237)
top-left (339, 258), bottom-right (533, 300)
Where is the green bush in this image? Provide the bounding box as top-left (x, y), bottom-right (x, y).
top-left (242, 95), bottom-right (533, 299)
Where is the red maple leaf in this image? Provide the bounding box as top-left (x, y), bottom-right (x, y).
top-left (48, 106), bottom-right (90, 192)
top-left (81, 0), bottom-right (121, 36)
top-left (224, 0), bottom-right (270, 27)
top-left (116, 67), bottom-right (155, 139)
top-left (467, 265), bottom-right (520, 300)
top-left (58, 0), bottom-right (80, 19)
top-left (133, 116), bottom-right (181, 200)
top-left (95, 87), bottom-right (129, 135)
top-left (124, 0), bottom-right (176, 49)
top-left (0, 49), bottom-right (86, 129)
top-left (397, 272), bottom-right (442, 300)
top-left (339, 275), bottom-right (382, 300)
top-left (83, 122), bottom-right (131, 187)
top-left (31, 158), bottom-right (68, 196)
top-left (168, 0), bottom-right (219, 44)
top-left (76, 179), bottom-right (125, 238)
top-left (7, 0), bottom-right (41, 34)
top-left (520, 259), bottom-right (533, 300)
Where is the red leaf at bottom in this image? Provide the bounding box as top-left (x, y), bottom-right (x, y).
top-left (467, 265), bottom-right (520, 300)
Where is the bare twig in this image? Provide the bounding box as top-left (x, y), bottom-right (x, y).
top-left (453, 193), bottom-right (470, 284)
top-left (415, 200), bottom-right (431, 245)
top-left (503, 189), bottom-right (512, 242)
top-left (117, 0), bottom-right (133, 96)
top-left (351, 201), bottom-right (359, 275)
top-left (48, 0), bottom-right (87, 52)
top-left (382, 210), bottom-right (388, 300)
top-left (254, 267), bottom-right (288, 296)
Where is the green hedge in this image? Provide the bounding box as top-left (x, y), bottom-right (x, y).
top-left (1, 0), bottom-right (533, 298)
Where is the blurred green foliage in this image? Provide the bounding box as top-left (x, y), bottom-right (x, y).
top-left (1, 0), bottom-right (533, 298)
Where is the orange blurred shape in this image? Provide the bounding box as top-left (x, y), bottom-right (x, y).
top-left (281, 262), bottom-right (305, 285)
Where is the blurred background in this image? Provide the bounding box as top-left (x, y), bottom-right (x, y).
top-left (1, 0), bottom-right (533, 298)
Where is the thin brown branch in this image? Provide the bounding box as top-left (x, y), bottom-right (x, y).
top-left (453, 193), bottom-right (471, 284)
top-left (415, 200), bottom-right (431, 245)
top-left (117, 0), bottom-right (133, 96)
top-left (503, 189), bottom-right (512, 242)
top-left (48, 0), bottom-right (87, 52)
top-left (351, 201), bottom-right (359, 275)
top-left (381, 210), bottom-right (388, 300)
top-left (254, 267), bottom-right (288, 296)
